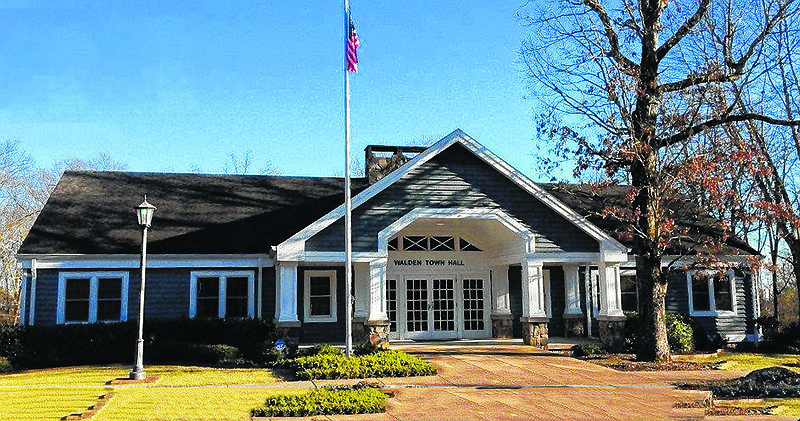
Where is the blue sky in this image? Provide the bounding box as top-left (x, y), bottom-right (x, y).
top-left (0, 1), bottom-right (541, 178)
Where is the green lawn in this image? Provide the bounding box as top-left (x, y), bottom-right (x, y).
top-left (676, 352), bottom-right (800, 416)
top-left (0, 365), bottom-right (301, 421)
top-left (675, 351), bottom-right (800, 373)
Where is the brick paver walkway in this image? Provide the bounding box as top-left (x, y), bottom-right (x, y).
top-left (302, 341), bottom-right (797, 421)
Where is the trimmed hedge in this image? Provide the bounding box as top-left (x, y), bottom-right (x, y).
top-left (251, 385), bottom-right (389, 417)
top-left (0, 317), bottom-right (277, 369)
top-left (290, 348), bottom-right (436, 380)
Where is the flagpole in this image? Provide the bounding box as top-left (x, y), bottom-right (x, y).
top-left (343, 0), bottom-right (354, 357)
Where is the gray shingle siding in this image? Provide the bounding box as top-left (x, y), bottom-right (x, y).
top-left (28, 267), bottom-right (270, 326)
top-left (306, 144), bottom-right (599, 253)
top-left (666, 269), bottom-right (755, 341)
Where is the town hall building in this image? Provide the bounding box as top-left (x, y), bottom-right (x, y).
top-left (15, 130), bottom-right (761, 348)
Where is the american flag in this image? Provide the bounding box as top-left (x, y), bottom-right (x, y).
top-left (347, 13), bottom-right (360, 72)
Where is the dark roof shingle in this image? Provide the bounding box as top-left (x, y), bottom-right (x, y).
top-left (19, 171), bottom-right (366, 255)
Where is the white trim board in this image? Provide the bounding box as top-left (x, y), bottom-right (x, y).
top-left (18, 254), bottom-right (273, 269)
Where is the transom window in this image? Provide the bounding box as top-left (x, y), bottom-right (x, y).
top-left (304, 270), bottom-right (337, 322)
top-left (190, 271), bottom-right (255, 319)
top-left (390, 235), bottom-right (482, 252)
top-left (57, 272), bottom-right (129, 324)
top-left (687, 270), bottom-right (736, 316)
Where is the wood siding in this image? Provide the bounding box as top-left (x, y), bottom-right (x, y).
top-left (306, 144), bottom-right (599, 253)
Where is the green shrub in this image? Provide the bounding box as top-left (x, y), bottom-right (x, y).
top-left (290, 349), bottom-right (436, 380)
top-left (297, 343), bottom-right (342, 357)
top-left (666, 313), bottom-right (694, 354)
top-left (148, 341), bottom-right (240, 365)
top-left (0, 356), bottom-right (12, 373)
top-left (1, 317), bottom-right (277, 369)
top-left (571, 343), bottom-right (606, 358)
top-left (251, 385), bottom-right (388, 417)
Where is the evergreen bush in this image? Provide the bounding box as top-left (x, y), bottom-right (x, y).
top-left (251, 385), bottom-right (388, 417)
top-left (666, 313), bottom-right (694, 354)
top-left (0, 317), bottom-right (276, 369)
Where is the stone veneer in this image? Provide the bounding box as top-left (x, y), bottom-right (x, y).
top-left (491, 314), bottom-right (514, 339)
top-left (521, 318), bottom-right (549, 350)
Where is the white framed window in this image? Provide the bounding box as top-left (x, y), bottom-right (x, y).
top-left (57, 271), bottom-right (129, 324)
top-left (304, 270), bottom-right (337, 323)
top-left (687, 270), bottom-right (736, 316)
top-left (189, 270), bottom-right (255, 319)
top-left (620, 275), bottom-right (638, 312)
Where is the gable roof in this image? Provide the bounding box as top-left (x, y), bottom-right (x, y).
top-left (541, 183), bottom-right (759, 256)
top-left (276, 129), bottom-right (629, 260)
top-left (18, 130), bottom-right (757, 259)
top-left (18, 171), bottom-right (366, 255)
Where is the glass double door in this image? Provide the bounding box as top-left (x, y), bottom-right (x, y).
top-left (401, 275), bottom-right (487, 340)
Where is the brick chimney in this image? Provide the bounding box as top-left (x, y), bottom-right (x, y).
top-left (365, 145), bottom-right (426, 184)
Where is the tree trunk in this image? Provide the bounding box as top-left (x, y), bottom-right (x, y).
top-left (790, 238), bottom-right (800, 322)
top-left (635, 249), bottom-right (671, 361)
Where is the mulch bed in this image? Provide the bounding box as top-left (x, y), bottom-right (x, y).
top-left (581, 354), bottom-right (722, 371)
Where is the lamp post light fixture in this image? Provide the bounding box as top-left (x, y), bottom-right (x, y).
top-left (130, 195), bottom-right (156, 380)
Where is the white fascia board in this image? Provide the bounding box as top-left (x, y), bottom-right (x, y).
top-left (660, 254), bottom-right (758, 268)
top-left (17, 254), bottom-right (273, 270)
top-left (302, 251), bottom-right (386, 263)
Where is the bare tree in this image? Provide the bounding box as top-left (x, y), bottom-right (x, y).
top-left (0, 143), bottom-right (128, 323)
top-left (522, 0), bottom-right (800, 361)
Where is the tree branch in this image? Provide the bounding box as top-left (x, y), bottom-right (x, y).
top-left (663, 113), bottom-right (800, 147)
top-left (657, 0), bottom-right (712, 62)
top-left (583, 0), bottom-right (640, 75)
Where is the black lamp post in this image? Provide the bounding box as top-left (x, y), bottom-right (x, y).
top-left (130, 195), bottom-right (156, 380)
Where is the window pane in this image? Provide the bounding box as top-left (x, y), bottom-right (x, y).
top-left (225, 277), bottom-right (249, 318)
top-left (692, 275), bottom-right (711, 311)
top-left (65, 278), bottom-right (90, 300)
top-left (65, 300), bottom-right (89, 322)
top-left (98, 278), bottom-right (121, 299)
top-left (309, 277), bottom-right (331, 297)
top-left (97, 278), bottom-right (122, 321)
top-left (197, 298), bottom-right (218, 318)
top-left (620, 276), bottom-right (637, 312)
top-left (310, 297), bottom-right (331, 316)
top-left (65, 278), bottom-right (90, 322)
top-left (713, 274), bottom-right (733, 311)
top-left (430, 236), bottom-right (455, 251)
top-left (403, 235), bottom-right (427, 251)
top-left (227, 277), bottom-right (248, 298)
top-left (97, 300), bottom-right (122, 321)
top-left (198, 277), bottom-right (220, 298)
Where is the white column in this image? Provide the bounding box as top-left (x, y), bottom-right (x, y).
top-left (521, 260), bottom-right (547, 319)
top-left (598, 263), bottom-right (624, 317)
top-left (353, 262), bottom-right (369, 320)
top-left (491, 265), bottom-right (511, 315)
top-left (563, 265), bottom-right (583, 316)
top-left (367, 258), bottom-right (388, 321)
top-left (274, 262), bottom-right (299, 323)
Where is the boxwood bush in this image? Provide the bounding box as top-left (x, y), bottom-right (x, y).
top-left (289, 347), bottom-right (436, 380)
top-left (251, 385), bottom-right (389, 417)
top-left (0, 317), bottom-right (276, 369)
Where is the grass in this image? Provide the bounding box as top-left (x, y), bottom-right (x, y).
top-left (0, 365), bottom-right (298, 421)
top-left (674, 351), bottom-right (800, 373)
top-left (675, 352), bottom-right (800, 416)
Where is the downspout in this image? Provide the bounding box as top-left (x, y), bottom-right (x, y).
top-left (28, 259), bottom-right (37, 326)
